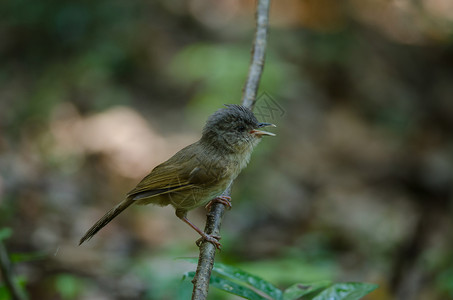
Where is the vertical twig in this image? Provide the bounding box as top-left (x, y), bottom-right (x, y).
top-left (0, 241), bottom-right (28, 300)
top-left (191, 0), bottom-right (271, 299)
top-left (241, 0), bottom-right (271, 110)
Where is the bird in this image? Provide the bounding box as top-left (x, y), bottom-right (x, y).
top-left (79, 104), bottom-right (276, 249)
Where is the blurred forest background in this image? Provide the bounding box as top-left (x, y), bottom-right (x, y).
top-left (1, 0), bottom-right (453, 299)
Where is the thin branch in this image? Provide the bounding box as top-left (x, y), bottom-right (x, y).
top-left (191, 0), bottom-right (271, 299)
top-left (242, 0), bottom-right (271, 111)
top-left (0, 241), bottom-right (28, 300)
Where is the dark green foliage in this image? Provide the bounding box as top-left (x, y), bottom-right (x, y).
top-left (183, 262), bottom-right (378, 300)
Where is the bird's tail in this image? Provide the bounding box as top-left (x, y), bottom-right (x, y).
top-left (79, 198), bottom-right (134, 245)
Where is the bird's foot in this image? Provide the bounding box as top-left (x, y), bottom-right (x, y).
top-left (196, 233), bottom-right (222, 250)
top-left (205, 196), bottom-right (232, 211)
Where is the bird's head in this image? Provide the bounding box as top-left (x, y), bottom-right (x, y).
top-left (201, 104), bottom-right (276, 153)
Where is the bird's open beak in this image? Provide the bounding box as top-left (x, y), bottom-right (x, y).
top-left (250, 123), bottom-right (277, 137)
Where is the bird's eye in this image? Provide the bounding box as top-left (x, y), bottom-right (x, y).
top-left (237, 125), bottom-right (246, 132)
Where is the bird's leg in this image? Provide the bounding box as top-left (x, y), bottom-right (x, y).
top-left (205, 196), bottom-right (232, 211)
top-left (175, 209), bottom-right (222, 250)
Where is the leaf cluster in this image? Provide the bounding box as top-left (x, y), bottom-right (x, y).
top-left (184, 261), bottom-right (378, 300)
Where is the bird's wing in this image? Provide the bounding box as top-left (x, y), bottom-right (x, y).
top-left (127, 164), bottom-right (193, 199)
top-left (126, 144), bottom-right (226, 200)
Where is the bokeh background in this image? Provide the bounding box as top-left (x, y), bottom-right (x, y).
top-left (1, 0), bottom-right (453, 299)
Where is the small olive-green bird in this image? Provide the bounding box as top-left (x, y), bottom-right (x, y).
top-left (79, 104), bottom-right (275, 249)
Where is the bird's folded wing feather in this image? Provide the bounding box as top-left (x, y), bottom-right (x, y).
top-left (126, 149), bottom-right (225, 200)
top-left (126, 163), bottom-right (194, 199)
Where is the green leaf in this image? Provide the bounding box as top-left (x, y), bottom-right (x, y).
top-left (182, 271), bottom-right (196, 281)
top-left (177, 257), bottom-right (198, 264)
top-left (183, 272), bottom-right (269, 300)
top-left (10, 252), bottom-right (46, 263)
top-left (180, 259), bottom-right (283, 299)
top-left (283, 281), bottom-right (331, 300)
top-left (310, 282), bottom-right (378, 300)
top-left (212, 262), bottom-right (283, 300)
top-left (210, 275), bottom-right (270, 300)
top-left (0, 228), bottom-right (12, 241)
top-left (0, 284), bottom-right (10, 300)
